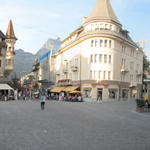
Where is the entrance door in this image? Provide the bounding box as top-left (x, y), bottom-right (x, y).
top-left (97, 88), bottom-right (103, 100)
top-left (122, 89), bottom-right (129, 99)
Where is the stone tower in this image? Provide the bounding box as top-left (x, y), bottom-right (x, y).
top-left (5, 20), bottom-right (17, 75)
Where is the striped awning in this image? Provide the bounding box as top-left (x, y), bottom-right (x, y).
top-left (63, 86), bottom-right (79, 92)
top-left (70, 90), bottom-right (81, 94)
top-left (51, 87), bottom-right (66, 93)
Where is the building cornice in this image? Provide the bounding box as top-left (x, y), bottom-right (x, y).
top-left (83, 18), bottom-right (122, 27)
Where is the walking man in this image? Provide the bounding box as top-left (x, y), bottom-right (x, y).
top-left (98, 96), bottom-right (102, 104)
top-left (41, 95), bottom-right (46, 110)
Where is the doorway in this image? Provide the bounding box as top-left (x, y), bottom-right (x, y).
top-left (97, 88), bottom-right (103, 100)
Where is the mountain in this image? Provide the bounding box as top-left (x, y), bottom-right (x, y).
top-left (36, 38), bottom-right (61, 59)
top-left (10, 49), bottom-right (36, 78)
top-left (10, 38), bottom-right (61, 78)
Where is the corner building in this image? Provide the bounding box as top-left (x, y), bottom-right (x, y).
top-left (54, 0), bottom-right (143, 100)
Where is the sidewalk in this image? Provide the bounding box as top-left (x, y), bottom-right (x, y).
top-left (83, 98), bottom-right (132, 103)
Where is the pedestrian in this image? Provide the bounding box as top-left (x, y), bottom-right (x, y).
top-left (145, 95), bottom-right (148, 102)
top-left (4, 94), bottom-right (7, 101)
top-left (41, 95), bottom-right (46, 110)
top-left (78, 95), bottom-right (82, 102)
top-left (98, 96), bottom-right (102, 104)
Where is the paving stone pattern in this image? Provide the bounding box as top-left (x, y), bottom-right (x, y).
top-left (0, 100), bottom-right (150, 150)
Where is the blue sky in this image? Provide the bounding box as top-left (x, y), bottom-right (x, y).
top-left (0, 0), bottom-right (150, 54)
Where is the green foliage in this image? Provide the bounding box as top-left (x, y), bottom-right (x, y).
top-left (4, 70), bottom-right (12, 78)
top-left (143, 55), bottom-right (150, 71)
top-left (11, 75), bottom-right (22, 90)
top-left (143, 55), bottom-right (150, 79)
top-left (33, 83), bottom-right (39, 90)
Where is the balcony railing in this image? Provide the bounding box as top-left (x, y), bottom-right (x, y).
top-left (136, 71), bottom-right (143, 76)
top-left (71, 66), bottom-right (78, 72)
top-left (121, 66), bottom-right (129, 73)
top-left (57, 79), bottom-right (72, 86)
top-left (63, 68), bottom-right (68, 73)
top-left (129, 82), bottom-right (137, 87)
top-left (5, 65), bottom-right (14, 71)
top-left (56, 71), bottom-right (60, 76)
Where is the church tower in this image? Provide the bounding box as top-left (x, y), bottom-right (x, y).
top-left (5, 20), bottom-right (17, 74)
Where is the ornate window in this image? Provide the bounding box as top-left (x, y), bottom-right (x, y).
top-left (109, 40), bottom-right (112, 48)
top-left (109, 55), bottom-right (112, 64)
top-left (104, 55), bottom-right (107, 63)
top-left (95, 40), bottom-right (98, 47)
top-left (91, 55), bottom-right (93, 63)
top-left (91, 40), bottom-right (94, 47)
top-left (104, 40), bottom-right (107, 47)
top-left (100, 40), bottom-right (103, 47)
top-left (99, 54), bottom-right (102, 63)
top-left (95, 54), bottom-right (98, 63)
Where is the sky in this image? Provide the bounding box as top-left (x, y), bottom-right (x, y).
top-left (0, 0), bottom-right (150, 55)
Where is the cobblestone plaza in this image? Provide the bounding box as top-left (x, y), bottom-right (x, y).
top-left (0, 100), bottom-right (150, 150)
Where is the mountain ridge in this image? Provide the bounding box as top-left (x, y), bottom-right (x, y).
top-left (10, 38), bottom-right (61, 78)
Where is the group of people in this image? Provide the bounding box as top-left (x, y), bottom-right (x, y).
top-left (0, 92), bottom-right (15, 101)
top-left (53, 93), bottom-right (82, 102)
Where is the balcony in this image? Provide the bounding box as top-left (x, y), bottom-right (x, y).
top-left (57, 79), bottom-right (72, 86)
top-left (5, 65), bottom-right (14, 71)
top-left (71, 66), bottom-right (78, 72)
top-left (136, 71), bottom-right (143, 76)
top-left (63, 68), bottom-right (68, 73)
top-left (129, 82), bottom-right (137, 87)
top-left (56, 71), bottom-right (60, 76)
top-left (121, 66), bottom-right (129, 73)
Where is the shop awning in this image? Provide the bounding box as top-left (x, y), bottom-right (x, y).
top-left (63, 86), bottom-right (79, 92)
top-left (0, 84), bottom-right (14, 91)
top-left (70, 90), bottom-right (81, 94)
top-left (51, 87), bottom-right (66, 93)
top-left (83, 87), bottom-right (92, 90)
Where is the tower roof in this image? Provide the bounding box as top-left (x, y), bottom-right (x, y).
top-left (86, 0), bottom-right (120, 24)
top-left (6, 20), bottom-right (17, 40)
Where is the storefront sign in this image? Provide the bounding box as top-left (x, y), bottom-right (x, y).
top-left (91, 83), bottom-right (109, 86)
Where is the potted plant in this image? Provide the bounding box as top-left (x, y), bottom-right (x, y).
top-left (136, 99), bottom-right (145, 112)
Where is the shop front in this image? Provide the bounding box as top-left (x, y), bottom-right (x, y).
top-left (0, 84), bottom-right (14, 101)
top-left (88, 82), bottom-right (120, 101)
top-left (50, 85), bottom-right (80, 101)
top-left (109, 89), bottom-right (118, 99)
top-left (122, 89), bottom-right (129, 99)
top-left (82, 87), bottom-right (92, 98)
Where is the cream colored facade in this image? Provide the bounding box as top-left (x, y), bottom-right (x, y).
top-left (53, 0), bottom-right (143, 100)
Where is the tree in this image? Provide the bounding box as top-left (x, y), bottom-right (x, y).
top-left (33, 82), bottom-right (39, 90)
top-left (10, 73), bottom-right (22, 90)
top-left (143, 54), bottom-right (150, 79)
top-left (4, 70), bottom-right (11, 78)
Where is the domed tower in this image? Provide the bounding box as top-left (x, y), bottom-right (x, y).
top-left (5, 20), bottom-right (17, 75)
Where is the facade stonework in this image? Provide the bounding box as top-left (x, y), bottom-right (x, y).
top-left (53, 0), bottom-right (143, 100)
